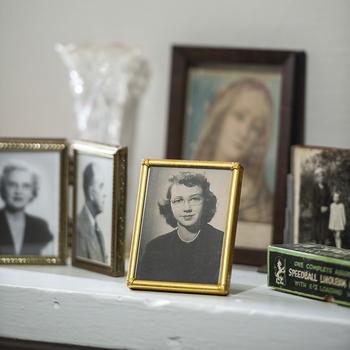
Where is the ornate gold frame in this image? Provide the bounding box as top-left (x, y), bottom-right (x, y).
top-left (71, 140), bottom-right (127, 277)
top-left (127, 159), bottom-right (243, 295)
top-left (0, 138), bottom-right (68, 265)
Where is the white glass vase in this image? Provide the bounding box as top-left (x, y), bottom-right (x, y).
top-left (56, 43), bottom-right (150, 145)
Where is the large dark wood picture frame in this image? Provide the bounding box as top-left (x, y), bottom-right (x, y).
top-left (166, 45), bottom-right (306, 266)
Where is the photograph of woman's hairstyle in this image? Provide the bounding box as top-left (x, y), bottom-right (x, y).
top-left (158, 172), bottom-right (217, 228)
top-left (195, 78), bottom-right (274, 223)
top-left (0, 164), bottom-right (39, 203)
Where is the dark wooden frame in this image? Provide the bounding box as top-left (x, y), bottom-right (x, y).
top-left (166, 45), bottom-right (306, 266)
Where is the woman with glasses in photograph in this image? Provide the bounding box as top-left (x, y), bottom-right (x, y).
top-left (136, 172), bottom-right (223, 284)
top-left (0, 164), bottom-right (53, 255)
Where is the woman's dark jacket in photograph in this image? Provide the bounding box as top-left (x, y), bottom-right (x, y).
top-left (136, 223), bottom-right (223, 284)
top-left (0, 209), bottom-right (53, 255)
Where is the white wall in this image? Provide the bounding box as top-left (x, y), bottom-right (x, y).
top-left (1, 0), bottom-right (350, 250)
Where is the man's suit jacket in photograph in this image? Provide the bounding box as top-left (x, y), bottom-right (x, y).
top-left (76, 205), bottom-right (107, 264)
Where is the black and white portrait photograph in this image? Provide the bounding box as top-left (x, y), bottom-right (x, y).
top-left (0, 146), bottom-right (64, 261)
top-left (128, 160), bottom-right (243, 294)
top-left (74, 154), bottom-right (113, 266)
top-left (72, 142), bottom-right (127, 276)
top-left (293, 146), bottom-right (350, 250)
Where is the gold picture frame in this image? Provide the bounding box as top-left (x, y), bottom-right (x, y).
top-left (128, 159), bottom-right (243, 295)
top-left (0, 138), bottom-right (68, 265)
top-left (72, 141), bottom-right (127, 276)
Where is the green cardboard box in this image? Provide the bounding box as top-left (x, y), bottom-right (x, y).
top-left (268, 244), bottom-right (350, 307)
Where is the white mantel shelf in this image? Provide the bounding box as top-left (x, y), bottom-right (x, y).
top-left (0, 264), bottom-right (349, 350)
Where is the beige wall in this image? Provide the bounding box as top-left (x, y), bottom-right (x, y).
top-left (1, 0), bottom-right (350, 248)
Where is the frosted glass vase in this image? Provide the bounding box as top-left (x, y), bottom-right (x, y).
top-left (56, 43), bottom-right (150, 145)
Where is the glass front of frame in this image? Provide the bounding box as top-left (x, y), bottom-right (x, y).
top-left (72, 141), bottom-right (127, 276)
top-left (293, 146), bottom-right (350, 250)
top-left (74, 153), bottom-right (114, 266)
top-left (0, 140), bottom-right (67, 264)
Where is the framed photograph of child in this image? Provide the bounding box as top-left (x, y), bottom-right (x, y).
top-left (292, 145), bottom-right (350, 249)
top-left (166, 45), bottom-right (306, 266)
top-left (127, 159), bottom-right (243, 295)
top-left (72, 141), bottom-right (127, 276)
top-left (0, 138), bottom-right (68, 265)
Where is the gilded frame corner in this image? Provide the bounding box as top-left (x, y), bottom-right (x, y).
top-left (0, 138), bottom-right (68, 265)
top-left (127, 159), bottom-right (243, 295)
top-left (71, 140), bottom-right (127, 277)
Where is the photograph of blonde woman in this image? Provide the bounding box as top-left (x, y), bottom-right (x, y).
top-left (0, 164), bottom-right (53, 255)
top-left (0, 151), bottom-right (61, 257)
top-left (182, 68), bottom-right (282, 249)
top-left (195, 79), bottom-right (274, 223)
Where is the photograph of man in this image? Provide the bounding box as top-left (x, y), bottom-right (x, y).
top-left (136, 172), bottom-right (224, 284)
top-left (0, 164), bottom-right (53, 255)
top-left (76, 162), bottom-right (108, 264)
top-left (311, 167), bottom-right (332, 245)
